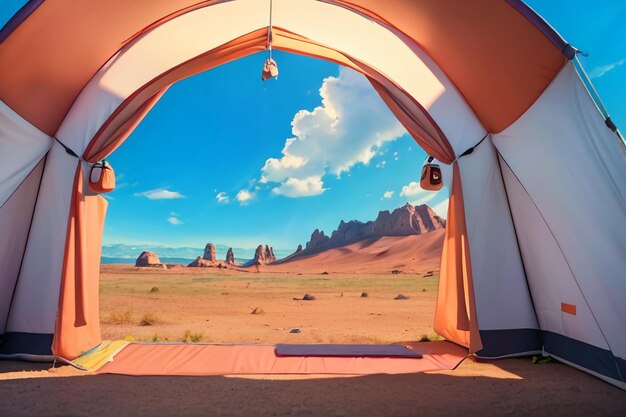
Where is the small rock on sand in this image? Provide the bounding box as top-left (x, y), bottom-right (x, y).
top-left (251, 307), bottom-right (265, 315)
top-left (361, 292), bottom-right (369, 298)
top-left (394, 294), bottom-right (410, 300)
top-left (302, 293), bottom-right (316, 301)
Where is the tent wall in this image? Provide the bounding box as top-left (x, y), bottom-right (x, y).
top-left (0, 98), bottom-right (51, 352)
top-left (456, 137), bottom-right (542, 358)
top-left (493, 62), bottom-right (626, 388)
top-left (0, 159), bottom-right (45, 337)
top-left (0, 99), bottom-right (51, 206)
top-left (2, 143), bottom-right (78, 354)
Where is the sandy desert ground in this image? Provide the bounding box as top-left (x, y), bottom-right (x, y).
top-left (1, 263), bottom-right (625, 416)
top-left (98, 264), bottom-right (441, 344)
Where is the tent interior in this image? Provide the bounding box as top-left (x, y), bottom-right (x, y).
top-left (0, 0), bottom-right (624, 388)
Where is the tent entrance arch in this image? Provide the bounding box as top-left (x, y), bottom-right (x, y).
top-left (95, 49), bottom-right (454, 351)
top-left (0, 0), bottom-right (625, 388)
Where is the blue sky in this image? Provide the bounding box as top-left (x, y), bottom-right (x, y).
top-left (1, 1), bottom-right (624, 251)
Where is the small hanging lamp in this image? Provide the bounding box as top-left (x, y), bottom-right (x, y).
top-left (261, 0), bottom-right (278, 81)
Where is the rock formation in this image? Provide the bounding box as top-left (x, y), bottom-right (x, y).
top-left (295, 244), bottom-right (303, 254)
top-left (226, 248), bottom-right (235, 265)
top-left (202, 243), bottom-right (216, 261)
top-left (135, 251), bottom-right (161, 267)
top-left (298, 203), bottom-right (445, 257)
top-left (246, 244), bottom-right (278, 266)
top-left (187, 256), bottom-right (214, 267)
top-left (265, 245), bottom-right (276, 262)
top-left (254, 245), bottom-right (266, 264)
top-left (306, 229), bottom-right (330, 251)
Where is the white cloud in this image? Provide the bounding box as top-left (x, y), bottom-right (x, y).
top-left (167, 216), bottom-right (183, 225)
top-left (135, 188), bottom-right (185, 200)
top-left (236, 189), bottom-right (255, 205)
top-left (375, 160), bottom-right (386, 168)
top-left (589, 58), bottom-right (625, 79)
top-left (400, 181), bottom-right (439, 206)
top-left (260, 67), bottom-right (406, 197)
top-left (216, 191), bottom-right (229, 204)
top-left (431, 198), bottom-right (450, 219)
top-left (399, 181), bottom-right (423, 198)
top-left (271, 176), bottom-right (327, 198)
top-left (382, 191), bottom-right (394, 199)
top-left (393, 151), bottom-right (399, 161)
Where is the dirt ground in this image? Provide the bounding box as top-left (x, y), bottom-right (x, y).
top-left (98, 265), bottom-right (441, 344)
top-left (1, 265), bottom-right (624, 416)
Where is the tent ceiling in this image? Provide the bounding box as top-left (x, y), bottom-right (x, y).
top-left (0, 0), bottom-right (568, 136)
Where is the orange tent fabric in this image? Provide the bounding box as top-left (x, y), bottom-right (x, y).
top-left (52, 165), bottom-right (107, 359)
top-left (434, 163), bottom-right (482, 353)
top-left (96, 341), bottom-right (467, 376)
top-left (0, 0), bottom-right (568, 135)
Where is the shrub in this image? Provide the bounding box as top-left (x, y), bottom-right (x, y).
top-left (139, 313), bottom-right (159, 326)
top-left (418, 332), bottom-right (444, 342)
top-left (107, 311), bottom-right (134, 325)
top-left (183, 330), bottom-right (203, 343)
top-left (149, 287), bottom-right (159, 294)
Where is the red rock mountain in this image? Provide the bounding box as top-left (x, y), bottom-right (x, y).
top-left (298, 203), bottom-right (445, 257)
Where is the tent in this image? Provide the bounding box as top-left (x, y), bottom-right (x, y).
top-left (0, 0), bottom-right (624, 388)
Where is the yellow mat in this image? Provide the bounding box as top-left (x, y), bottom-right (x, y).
top-left (71, 340), bottom-right (130, 372)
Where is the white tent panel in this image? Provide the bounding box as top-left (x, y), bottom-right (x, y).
top-left (458, 137), bottom-right (539, 335)
top-left (0, 99), bottom-right (52, 207)
top-left (0, 159), bottom-right (45, 334)
top-left (498, 157), bottom-right (610, 349)
top-left (493, 62), bottom-right (626, 361)
top-left (6, 144), bottom-right (77, 334)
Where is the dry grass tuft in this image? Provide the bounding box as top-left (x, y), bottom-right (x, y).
top-left (418, 331), bottom-right (444, 342)
top-left (106, 311), bottom-right (134, 325)
top-left (139, 313), bottom-right (159, 326)
top-left (183, 330), bottom-right (204, 343)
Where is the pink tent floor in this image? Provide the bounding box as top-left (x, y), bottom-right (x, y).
top-left (96, 341), bottom-right (467, 376)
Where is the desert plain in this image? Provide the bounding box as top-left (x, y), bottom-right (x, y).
top-left (1, 260), bottom-right (625, 417)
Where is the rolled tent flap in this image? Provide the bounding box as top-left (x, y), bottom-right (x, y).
top-left (434, 162), bottom-right (482, 353)
top-left (52, 164), bottom-right (108, 359)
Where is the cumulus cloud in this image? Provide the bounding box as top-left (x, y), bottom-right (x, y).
top-left (167, 216), bottom-right (183, 225)
top-left (216, 191), bottom-right (229, 204)
top-left (400, 181), bottom-right (440, 206)
top-left (260, 67), bottom-right (406, 197)
top-left (382, 191), bottom-right (394, 199)
top-left (431, 198), bottom-right (449, 219)
top-left (590, 58), bottom-right (625, 79)
top-left (271, 176), bottom-right (327, 198)
top-left (135, 188), bottom-right (185, 200)
top-left (236, 189), bottom-right (255, 205)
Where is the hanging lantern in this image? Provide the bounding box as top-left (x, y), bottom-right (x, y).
top-left (262, 58), bottom-right (279, 80)
top-left (420, 156), bottom-right (444, 191)
top-left (261, 0), bottom-right (278, 81)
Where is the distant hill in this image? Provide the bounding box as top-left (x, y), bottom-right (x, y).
top-left (280, 203), bottom-right (445, 262)
top-left (269, 231), bottom-right (445, 274)
top-left (266, 203), bottom-right (446, 274)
